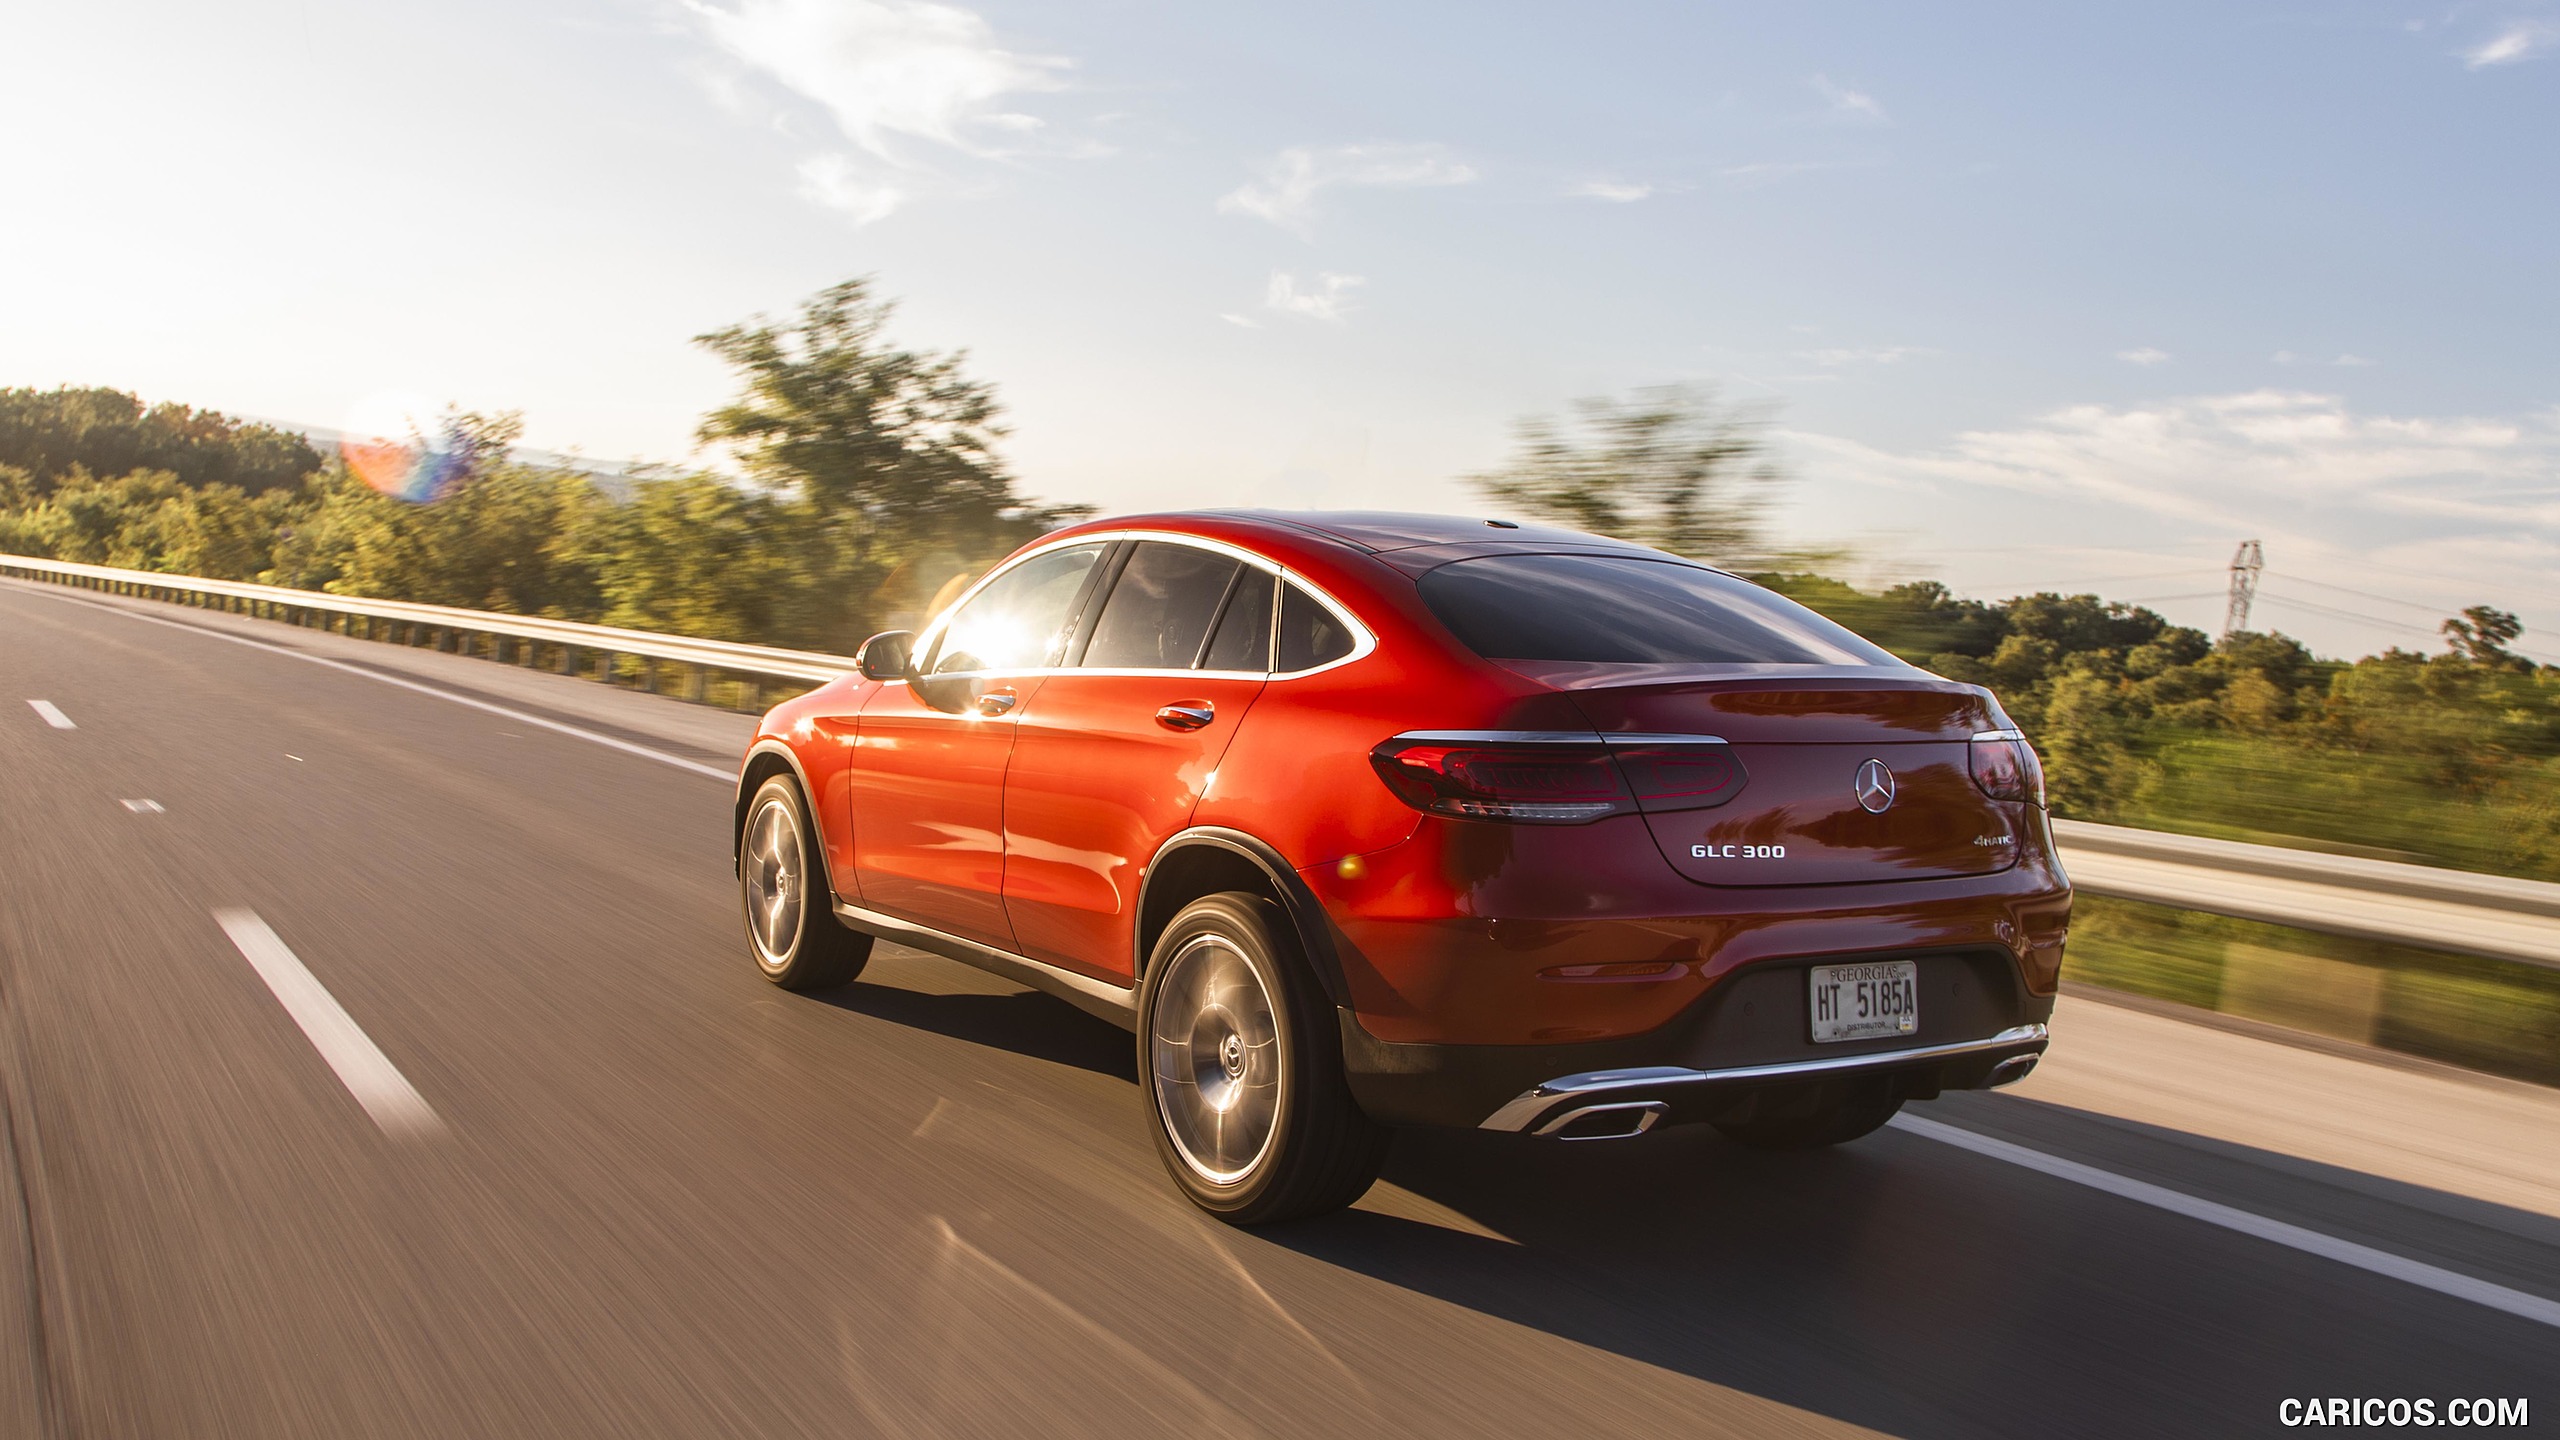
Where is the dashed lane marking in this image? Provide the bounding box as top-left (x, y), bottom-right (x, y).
top-left (214, 909), bottom-right (443, 1139)
top-left (26, 699), bottom-right (73, 729)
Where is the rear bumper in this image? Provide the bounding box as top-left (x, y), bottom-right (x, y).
top-left (1335, 958), bottom-right (2057, 1130)
top-left (1477, 1023), bottom-right (2048, 1135)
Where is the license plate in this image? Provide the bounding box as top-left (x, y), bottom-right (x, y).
top-left (1808, 960), bottom-right (1919, 1043)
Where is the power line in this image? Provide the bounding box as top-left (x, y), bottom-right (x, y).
top-left (2254, 592), bottom-right (2560, 664)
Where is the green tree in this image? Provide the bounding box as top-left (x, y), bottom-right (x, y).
top-left (1468, 385), bottom-right (1783, 564)
top-left (0, 386), bottom-right (319, 495)
top-left (2443, 605), bottom-right (2530, 670)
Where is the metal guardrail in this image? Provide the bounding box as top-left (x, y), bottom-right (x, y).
top-left (2055, 820), bottom-right (2560, 970)
top-left (7, 551), bottom-right (2557, 969)
top-left (0, 552), bottom-right (855, 704)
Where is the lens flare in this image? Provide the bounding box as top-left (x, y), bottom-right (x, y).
top-left (341, 391), bottom-right (471, 503)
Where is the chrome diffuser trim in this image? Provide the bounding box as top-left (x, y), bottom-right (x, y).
top-left (1479, 1023), bottom-right (2051, 1132)
top-left (1385, 730), bottom-right (1731, 746)
top-left (833, 900), bottom-right (1139, 1028)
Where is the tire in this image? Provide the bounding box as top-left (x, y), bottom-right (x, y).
top-left (1710, 1078), bottom-right (1903, 1152)
top-left (739, 775), bottom-right (872, 992)
top-left (1139, 892), bottom-right (1387, 1224)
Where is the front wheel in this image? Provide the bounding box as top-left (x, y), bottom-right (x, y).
top-left (1140, 893), bottom-right (1387, 1224)
top-left (740, 775), bottom-right (872, 991)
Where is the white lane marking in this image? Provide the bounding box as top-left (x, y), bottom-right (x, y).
top-left (1891, 1113), bottom-right (2560, 1331)
top-left (30, 591), bottom-right (732, 783)
top-left (120, 798), bottom-right (165, 814)
top-left (27, 699), bottom-right (74, 729)
top-left (213, 909), bottom-right (443, 1138)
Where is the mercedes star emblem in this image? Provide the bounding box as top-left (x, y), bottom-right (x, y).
top-left (1854, 758), bottom-right (1897, 814)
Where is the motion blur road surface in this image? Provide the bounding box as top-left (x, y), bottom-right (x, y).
top-left (2, 577), bottom-right (2554, 1439)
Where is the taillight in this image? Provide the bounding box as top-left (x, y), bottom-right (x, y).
top-left (1370, 734), bottom-right (1748, 824)
top-left (1608, 743), bottom-right (1749, 812)
top-left (1371, 741), bottom-right (1629, 822)
top-left (1970, 730), bottom-right (2045, 806)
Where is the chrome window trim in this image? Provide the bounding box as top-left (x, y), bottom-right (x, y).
top-left (1972, 728), bottom-right (2026, 742)
top-left (1478, 1022), bottom-right (2051, 1132)
top-left (909, 528), bottom-right (1377, 683)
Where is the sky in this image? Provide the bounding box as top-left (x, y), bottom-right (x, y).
top-left (3, 0), bottom-right (2556, 660)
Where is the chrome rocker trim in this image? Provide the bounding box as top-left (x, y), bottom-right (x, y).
top-left (1478, 1023), bottom-right (2052, 1133)
top-left (832, 900), bottom-right (1140, 1029)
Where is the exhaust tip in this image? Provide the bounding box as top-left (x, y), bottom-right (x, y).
top-left (1980, 1055), bottom-right (2038, 1090)
top-left (1533, 1100), bottom-right (1667, 1140)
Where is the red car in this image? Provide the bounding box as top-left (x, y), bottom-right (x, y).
top-left (734, 512), bottom-right (2068, 1223)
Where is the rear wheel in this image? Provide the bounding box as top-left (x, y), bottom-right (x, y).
top-left (1140, 893), bottom-right (1387, 1224)
top-left (740, 775), bottom-right (872, 991)
top-left (1711, 1078), bottom-right (1902, 1151)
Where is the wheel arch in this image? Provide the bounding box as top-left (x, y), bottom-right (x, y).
top-left (735, 740), bottom-right (843, 906)
top-left (1136, 827), bottom-right (1348, 1007)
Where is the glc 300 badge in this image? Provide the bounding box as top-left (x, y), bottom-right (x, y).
top-left (1854, 758), bottom-right (1896, 814)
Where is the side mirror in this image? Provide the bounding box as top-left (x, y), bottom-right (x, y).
top-left (854, 630), bottom-right (915, 682)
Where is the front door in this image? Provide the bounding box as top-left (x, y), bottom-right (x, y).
top-left (847, 541), bottom-right (1111, 948)
top-left (1003, 543), bottom-right (1276, 981)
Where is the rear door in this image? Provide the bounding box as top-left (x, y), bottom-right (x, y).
top-left (1001, 540), bottom-right (1274, 982)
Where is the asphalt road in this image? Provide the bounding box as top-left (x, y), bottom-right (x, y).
top-left (1, 577), bottom-right (2553, 1439)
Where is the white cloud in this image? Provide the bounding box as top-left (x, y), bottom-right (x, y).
top-left (679, 0), bottom-right (1070, 223)
top-left (2331, 352), bottom-right (2377, 367)
top-left (1264, 272), bottom-right (1364, 322)
top-left (2272, 350), bottom-right (2298, 364)
top-left (1218, 312), bottom-right (1260, 329)
top-left (2117, 347), bottom-right (2172, 366)
top-left (1218, 143), bottom-right (1476, 231)
top-left (1790, 391), bottom-right (2560, 535)
top-left (2463, 20), bottom-right (2558, 67)
top-left (1571, 178), bottom-right (1654, 203)
top-left (1812, 75), bottom-right (1888, 122)
top-left (794, 154), bottom-right (903, 224)
top-left (1786, 392), bottom-right (2560, 656)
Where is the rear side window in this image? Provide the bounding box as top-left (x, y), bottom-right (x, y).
top-left (1201, 571), bottom-right (1275, 672)
top-left (1277, 582), bottom-right (1355, 672)
top-left (1081, 541), bottom-right (1246, 669)
top-left (1416, 553), bottom-right (1899, 666)
top-left (929, 542), bottom-right (1108, 674)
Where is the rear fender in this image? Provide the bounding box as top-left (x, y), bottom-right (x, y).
top-left (1136, 827), bottom-right (1349, 1007)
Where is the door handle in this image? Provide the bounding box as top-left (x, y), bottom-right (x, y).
top-left (1156, 700), bottom-right (1215, 731)
top-left (976, 688), bottom-right (1019, 717)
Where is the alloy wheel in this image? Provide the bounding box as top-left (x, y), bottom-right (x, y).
top-left (743, 796), bottom-right (803, 967)
top-left (1148, 933), bottom-right (1283, 1185)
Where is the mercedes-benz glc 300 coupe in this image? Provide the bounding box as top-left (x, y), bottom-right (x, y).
top-left (734, 512), bottom-right (2068, 1223)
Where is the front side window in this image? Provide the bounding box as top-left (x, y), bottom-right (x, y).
top-left (928, 543), bottom-right (1107, 675)
top-left (1415, 553), bottom-right (1899, 666)
top-left (1081, 541), bottom-right (1246, 669)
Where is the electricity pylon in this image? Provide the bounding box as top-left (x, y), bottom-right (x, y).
top-left (2223, 540), bottom-right (2263, 641)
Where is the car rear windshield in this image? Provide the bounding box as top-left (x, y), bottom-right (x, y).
top-left (1415, 553), bottom-right (1901, 666)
